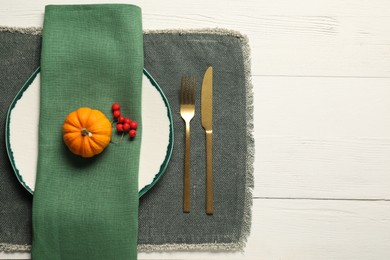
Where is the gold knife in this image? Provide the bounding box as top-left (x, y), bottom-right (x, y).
top-left (201, 66), bottom-right (214, 215)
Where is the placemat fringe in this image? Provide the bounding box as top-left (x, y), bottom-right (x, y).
top-left (0, 243), bottom-right (31, 252)
top-left (241, 28), bottom-right (255, 251)
top-left (0, 25), bottom-right (42, 35)
top-left (138, 242), bottom-right (242, 252)
top-left (144, 27), bottom-right (245, 38)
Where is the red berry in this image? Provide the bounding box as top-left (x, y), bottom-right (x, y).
top-left (129, 129), bottom-right (137, 138)
top-left (130, 121), bottom-right (138, 129)
top-left (116, 123), bottom-right (124, 132)
top-left (118, 116), bottom-right (125, 123)
top-left (113, 110), bottom-right (121, 118)
top-left (112, 103), bottom-right (120, 111)
top-left (123, 123), bottom-right (131, 131)
top-left (124, 118), bottom-right (131, 125)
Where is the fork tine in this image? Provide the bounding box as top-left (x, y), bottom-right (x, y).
top-left (190, 77), bottom-right (195, 104)
top-left (188, 77), bottom-right (192, 104)
top-left (180, 76), bottom-right (184, 104)
top-left (185, 77), bottom-right (190, 104)
top-left (187, 77), bottom-right (191, 104)
top-left (180, 76), bottom-right (196, 105)
top-left (182, 76), bottom-right (187, 104)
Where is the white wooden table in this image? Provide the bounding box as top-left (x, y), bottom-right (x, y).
top-left (1, 0), bottom-right (390, 259)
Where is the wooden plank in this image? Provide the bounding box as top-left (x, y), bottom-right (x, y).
top-left (2, 2), bottom-right (390, 77)
top-left (253, 76), bottom-right (390, 198)
top-left (138, 199), bottom-right (390, 259)
top-left (248, 199), bottom-right (390, 260)
top-left (254, 76), bottom-right (390, 138)
top-left (7, 199), bottom-right (390, 260)
top-left (3, 0), bottom-right (390, 22)
top-left (255, 137), bottom-right (390, 199)
top-left (0, 252), bottom-right (28, 260)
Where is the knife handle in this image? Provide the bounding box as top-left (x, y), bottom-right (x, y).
top-left (206, 130), bottom-right (214, 215)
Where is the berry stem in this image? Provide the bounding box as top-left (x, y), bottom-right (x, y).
top-left (111, 132), bottom-right (124, 143)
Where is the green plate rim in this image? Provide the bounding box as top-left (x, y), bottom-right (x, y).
top-left (5, 67), bottom-right (39, 195)
top-left (5, 67), bottom-right (174, 198)
top-left (139, 69), bottom-right (174, 197)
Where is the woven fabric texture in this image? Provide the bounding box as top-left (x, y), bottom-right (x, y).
top-left (0, 31), bottom-right (41, 249)
top-left (0, 28), bottom-right (253, 253)
top-left (139, 31), bottom-right (253, 250)
top-left (31, 5), bottom-right (143, 259)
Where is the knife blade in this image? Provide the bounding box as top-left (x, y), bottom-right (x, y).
top-left (201, 66), bottom-right (214, 215)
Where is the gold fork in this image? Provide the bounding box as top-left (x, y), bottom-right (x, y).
top-left (180, 76), bottom-right (196, 213)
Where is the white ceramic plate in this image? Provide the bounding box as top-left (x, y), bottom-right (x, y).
top-left (5, 68), bottom-right (174, 197)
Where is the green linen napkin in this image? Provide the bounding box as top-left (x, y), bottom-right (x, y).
top-left (32, 4), bottom-right (143, 259)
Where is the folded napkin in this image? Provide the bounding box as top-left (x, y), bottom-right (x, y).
top-left (32, 4), bottom-right (143, 259)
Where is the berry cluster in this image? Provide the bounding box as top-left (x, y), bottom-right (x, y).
top-left (111, 103), bottom-right (138, 139)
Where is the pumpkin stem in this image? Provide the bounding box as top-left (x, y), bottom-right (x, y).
top-left (81, 128), bottom-right (92, 137)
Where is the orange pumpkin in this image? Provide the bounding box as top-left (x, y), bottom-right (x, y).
top-left (62, 107), bottom-right (112, 158)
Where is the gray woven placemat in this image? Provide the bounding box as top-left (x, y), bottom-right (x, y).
top-left (0, 27), bottom-right (254, 252)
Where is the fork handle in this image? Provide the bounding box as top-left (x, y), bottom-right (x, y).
top-left (205, 130), bottom-right (214, 215)
top-left (183, 121), bottom-right (191, 213)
